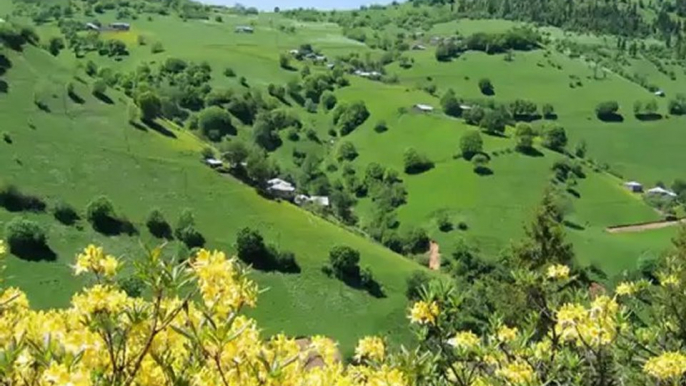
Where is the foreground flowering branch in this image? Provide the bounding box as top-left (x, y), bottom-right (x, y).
top-left (2, 238), bottom-right (686, 386)
top-left (0, 242), bottom-right (405, 386)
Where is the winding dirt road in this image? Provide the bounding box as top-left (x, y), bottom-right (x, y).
top-left (429, 241), bottom-right (441, 270)
top-left (606, 219), bottom-right (686, 234)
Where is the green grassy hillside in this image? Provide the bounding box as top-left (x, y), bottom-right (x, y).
top-left (0, 44), bottom-right (423, 355)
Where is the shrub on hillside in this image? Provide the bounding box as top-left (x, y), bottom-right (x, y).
top-left (374, 120), bottom-right (388, 133)
top-left (514, 122), bottom-right (535, 152)
top-left (198, 106), bottom-right (235, 141)
top-left (441, 89), bottom-right (462, 117)
top-left (86, 196), bottom-right (117, 232)
top-left (403, 148), bottom-right (434, 174)
top-left (174, 209), bottom-right (205, 248)
top-left (236, 227), bottom-right (299, 273)
top-left (53, 200), bottom-right (79, 226)
top-left (542, 124), bottom-right (568, 152)
top-left (459, 130), bottom-right (483, 160)
top-left (478, 78), bottom-right (494, 95)
top-left (334, 101), bottom-right (370, 136)
top-left (402, 227), bottom-right (430, 255)
top-left (472, 153), bottom-right (491, 175)
top-left (146, 208), bottom-right (172, 239)
top-left (4, 217), bottom-right (52, 261)
top-left (328, 245), bottom-right (361, 279)
top-left (595, 101), bottom-right (621, 121)
top-left (336, 141), bottom-right (358, 162)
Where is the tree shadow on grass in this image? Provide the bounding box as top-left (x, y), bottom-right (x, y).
top-left (142, 119), bottom-right (177, 138)
top-left (93, 92), bottom-right (114, 105)
top-left (339, 274), bottom-right (386, 298)
top-left (636, 113), bottom-right (663, 121)
top-left (0, 80), bottom-right (8, 93)
top-left (563, 220), bottom-right (585, 231)
top-left (0, 189), bottom-right (46, 213)
top-left (91, 216), bottom-right (138, 236)
top-left (597, 113), bottom-right (624, 123)
top-left (543, 113), bottom-right (558, 120)
top-left (566, 188), bottom-right (581, 198)
top-left (10, 242), bottom-right (57, 262)
top-left (68, 91), bottom-right (85, 104)
top-left (518, 147), bottom-right (544, 157)
top-left (474, 166), bottom-right (493, 176)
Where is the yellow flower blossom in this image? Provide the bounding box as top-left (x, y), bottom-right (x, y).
top-left (496, 360), bottom-right (536, 385)
top-left (660, 274), bottom-right (680, 287)
top-left (497, 325), bottom-right (518, 343)
top-left (532, 340), bottom-right (551, 360)
top-left (41, 363), bottom-right (91, 386)
top-left (355, 336), bottom-right (385, 362)
top-left (615, 282), bottom-right (637, 296)
top-left (547, 264), bottom-right (570, 280)
top-left (448, 331), bottom-right (480, 349)
top-left (555, 296), bottom-right (619, 347)
top-left (0, 239), bottom-right (5, 255)
top-left (73, 245), bottom-right (120, 277)
top-left (644, 352), bottom-right (686, 380)
top-left (409, 301), bottom-right (439, 325)
top-left (71, 284), bottom-right (128, 315)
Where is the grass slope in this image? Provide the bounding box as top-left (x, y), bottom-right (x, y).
top-left (0, 45), bottom-right (422, 355)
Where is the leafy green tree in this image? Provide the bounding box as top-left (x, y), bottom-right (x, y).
top-left (320, 91), bottom-right (337, 111)
top-left (542, 124), bottom-right (568, 151)
top-left (403, 227), bottom-right (430, 254)
top-left (574, 140), bottom-right (587, 158)
top-left (633, 100), bottom-right (643, 116)
top-left (146, 208), bottom-right (171, 239)
top-left (236, 227), bottom-right (269, 265)
top-left (4, 217), bottom-right (48, 258)
top-left (463, 105), bottom-right (486, 126)
top-left (441, 89), bottom-right (462, 117)
top-left (595, 100), bottom-right (620, 120)
top-left (198, 106), bottom-right (235, 141)
top-left (53, 201), bottom-right (78, 226)
top-left (478, 78), bottom-right (494, 95)
top-left (92, 79), bottom-right (107, 96)
top-left (514, 122), bottom-right (534, 152)
top-left (472, 153), bottom-right (490, 174)
top-left (174, 209), bottom-right (204, 248)
top-left (246, 150), bottom-right (274, 184)
top-left (47, 36), bottom-right (64, 56)
top-left (480, 108), bottom-right (508, 135)
top-left (403, 148), bottom-right (433, 174)
top-left (86, 196), bottom-right (116, 232)
top-left (645, 99), bottom-right (659, 115)
top-left (337, 141), bottom-right (358, 161)
top-left (459, 130), bottom-right (483, 159)
top-left (328, 245), bottom-right (361, 278)
top-left (541, 103), bottom-right (555, 118)
top-left (221, 139), bottom-right (249, 166)
top-left (279, 53), bottom-right (292, 70)
top-left (336, 101), bottom-right (370, 136)
top-left (137, 91), bottom-right (162, 121)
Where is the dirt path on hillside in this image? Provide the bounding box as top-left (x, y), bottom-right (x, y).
top-left (429, 241), bottom-right (441, 271)
top-left (607, 219), bottom-right (686, 234)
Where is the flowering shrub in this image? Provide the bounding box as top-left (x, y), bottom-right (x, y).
top-left (0, 242), bottom-right (404, 386)
top-left (2, 237), bottom-right (686, 386)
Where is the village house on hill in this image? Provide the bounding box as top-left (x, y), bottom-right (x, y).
top-left (266, 178), bottom-right (296, 199)
top-left (235, 25), bottom-right (254, 33)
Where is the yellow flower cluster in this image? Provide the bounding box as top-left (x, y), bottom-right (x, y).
top-left (659, 273), bottom-right (680, 287)
top-left (190, 249), bottom-right (258, 317)
top-left (547, 264), bottom-right (570, 280)
top-left (355, 336), bottom-right (385, 362)
top-left (496, 325), bottom-right (518, 343)
top-left (495, 360), bottom-right (536, 385)
top-left (0, 240), bottom-right (5, 256)
top-left (409, 301), bottom-right (440, 325)
top-left (448, 331), bottom-right (480, 350)
top-left (615, 281), bottom-right (637, 296)
top-left (0, 245), bottom-right (407, 386)
top-left (555, 296), bottom-right (619, 347)
top-left (644, 352), bottom-right (686, 380)
top-left (74, 245), bottom-right (119, 277)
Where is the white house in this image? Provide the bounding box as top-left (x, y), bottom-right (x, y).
top-left (646, 187), bottom-right (677, 197)
top-left (412, 44), bottom-right (426, 51)
top-left (354, 70), bottom-right (381, 79)
top-left (655, 90), bottom-right (665, 97)
top-left (110, 22), bottom-right (130, 31)
top-left (289, 49), bottom-right (300, 55)
top-left (204, 158), bottom-right (223, 168)
top-left (267, 178), bottom-right (296, 198)
top-left (624, 181), bottom-right (643, 193)
top-left (414, 104), bottom-right (434, 113)
top-left (85, 22), bottom-right (100, 31)
top-left (295, 194), bottom-right (330, 207)
top-left (460, 104), bottom-right (472, 110)
top-left (235, 26), bottom-right (254, 33)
